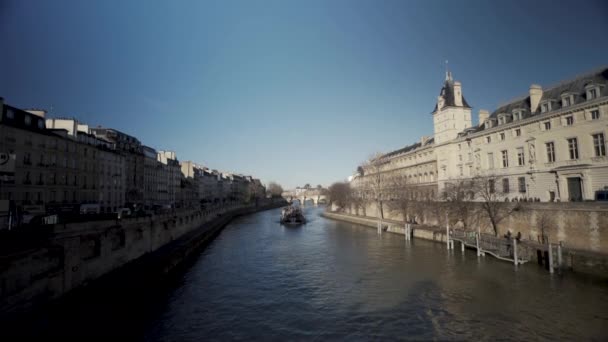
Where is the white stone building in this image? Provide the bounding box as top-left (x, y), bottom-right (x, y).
top-left (353, 66), bottom-right (608, 202)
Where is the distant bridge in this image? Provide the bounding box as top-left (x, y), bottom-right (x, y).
top-left (282, 189), bottom-right (328, 205)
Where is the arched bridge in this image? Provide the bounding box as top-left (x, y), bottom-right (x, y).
top-left (282, 189), bottom-right (328, 205)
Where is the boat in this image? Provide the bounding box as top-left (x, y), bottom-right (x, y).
top-left (280, 205), bottom-right (306, 226)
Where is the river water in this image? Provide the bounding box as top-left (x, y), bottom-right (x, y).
top-left (8, 206), bottom-right (608, 340)
top-left (143, 206), bottom-right (607, 341)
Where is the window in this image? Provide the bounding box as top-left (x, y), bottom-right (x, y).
top-left (588, 88), bottom-right (597, 100)
top-left (458, 154), bottom-right (462, 162)
top-left (568, 138), bottom-right (579, 160)
top-left (541, 103), bottom-right (549, 113)
top-left (37, 119), bottom-right (44, 129)
top-left (593, 133), bottom-right (606, 157)
top-left (459, 166), bottom-right (463, 176)
top-left (546, 142), bottom-right (555, 163)
top-left (502, 178), bottom-right (510, 193)
top-left (515, 129), bottom-right (521, 137)
top-left (563, 96), bottom-right (571, 107)
top-left (489, 179), bottom-right (495, 194)
top-left (544, 121), bottom-right (551, 130)
top-left (517, 147), bottom-right (525, 166)
top-left (518, 177), bottom-right (526, 193)
top-left (487, 153), bottom-right (494, 169)
top-left (565, 116), bottom-right (574, 126)
top-left (501, 150), bottom-right (509, 168)
top-left (591, 110), bottom-right (600, 120)
top-left (24, 115), bottom-right (32, 126)
top-left (6, 109), bottom-right (15, 119)
top-left (486, 136), bottom-right (491, 143)
top-left (500, 133), bottom-right (505, 141)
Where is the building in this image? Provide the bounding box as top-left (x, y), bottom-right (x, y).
top-left (0, 102), bottom-right (126, 216)
top-left (353, 67), bottom-right (608, 202)
top-left (90, 127), bottom-right (145, 205)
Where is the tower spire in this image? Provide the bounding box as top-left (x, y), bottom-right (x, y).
top-left (445, 60), bottom-right (452, 82)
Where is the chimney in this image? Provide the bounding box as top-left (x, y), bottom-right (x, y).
top-left (529, 84), bottom-right (543, 113)
top-left (420, 136), bottom-right (429, 145)
top-left (453, 81), bottom-right (463, 106)
top-left (478, 109), bottom-right (489, 126)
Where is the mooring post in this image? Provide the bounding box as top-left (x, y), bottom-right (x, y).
top-left (513, 238), bottom-right (518, 266)
top-left (461, 239), bottom-right (465, 253)
top-left (476, 233), bottom-right (481, 256)
top-left (557, 241), bottom-right (563, 270)
top-left (446, 224), bottom-right (450, 250)
top-left (377, 220), bottom-right (381, 235)
top-left (548, 243), bottom-right (554, 274)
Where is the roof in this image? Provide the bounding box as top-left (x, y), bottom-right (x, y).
top-left (432, 79), bottom-right (472, 113)
top-left (382, 137), bottom-right (435, 159)
top-left (496, 67), bottom-right (607, 117)
top-left (461, 66), bottom-right (608, 137)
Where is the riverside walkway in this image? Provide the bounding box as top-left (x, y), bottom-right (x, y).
top-left (322, 211), bottom-right (571, 272)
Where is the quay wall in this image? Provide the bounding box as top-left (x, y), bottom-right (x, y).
top-left (339, 201), bottom-right (608, 254)
top-left (0, 201), bottom-right (285, 315)
top-left (322, 210), bottom-right (608, 278)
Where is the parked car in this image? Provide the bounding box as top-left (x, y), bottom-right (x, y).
top-left (80, 203), bottom-right (101, 215)
top-left (116, 208), bottom-right (132, 219)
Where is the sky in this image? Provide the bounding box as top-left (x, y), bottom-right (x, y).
top-left (1, 0), bottom-right (607, 189)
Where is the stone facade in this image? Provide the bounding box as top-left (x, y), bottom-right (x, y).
top-left (0, 106), bottom-right (126, 218)
top-left (352, 67), bottom-right (608, 204)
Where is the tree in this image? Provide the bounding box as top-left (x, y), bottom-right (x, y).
top-left (473, 175), bottom-right (521, 236)
top-left (304, 183), bottom-right (311, 189)
top-left (328, 182), bottom-right (352, 211)
top-left (388, 174), bottom-right (414, 222)
top-left (316, 184), bottom-right (323, 190)
top-left (360, 152), bottom-right (388, 220)
top-left (441, 179), bottom-right (478, 230)
top-left (267, 182), bottom-right (284, 198)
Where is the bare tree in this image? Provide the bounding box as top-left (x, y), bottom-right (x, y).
top-left (473, 175), bottom-right (521, 236)
top-left (267, 182), bottom-right (284, 198)
top-left (441, 179), bottom-right (478, 230)
top-left (388, 174), bottom-right (414, 222)
top-left (360, 152), bottom-right (388, 220)
top-left (327, 182), bottom-right (352, 212)
top-left (536, 210), bottom-right (553, 244)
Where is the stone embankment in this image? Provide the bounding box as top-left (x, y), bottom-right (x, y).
top-left (0, 201), bottom-right (285, 315)
top-left (322, 211), bottom-right (608, 279)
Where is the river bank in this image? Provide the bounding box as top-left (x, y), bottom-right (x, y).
top-left (322, 210), bottom-right (608, 280)
top-left (0, 200), bottom-right (286, 321)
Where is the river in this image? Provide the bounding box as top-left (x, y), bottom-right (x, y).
top-left (9, 206), bottom-right (608, 340)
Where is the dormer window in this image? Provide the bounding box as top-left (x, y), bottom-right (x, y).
top-left (541, 102), bottom-right (549, 113)
top-left (24, 115), bottom-right (32, 126)
top-left (512, 110), bottom-right (525, 121)
top-left (561, 93), bottom-right (574, 107)
top-left (497, 113), bottom-right (512, 125)
top-left (6, 109), bottom-right (15, 119)
top-left (585, 83), bottom-right (602, 101)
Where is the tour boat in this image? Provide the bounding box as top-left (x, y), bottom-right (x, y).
top-left (280, 206), bottom-right (306, 226)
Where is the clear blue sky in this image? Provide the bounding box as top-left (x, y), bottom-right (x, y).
top-left (1, 0), bottom-right (607, 189)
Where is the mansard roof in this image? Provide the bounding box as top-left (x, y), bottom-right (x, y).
top-left (490, 67), bottom-right (608, 119)
top-left (382, 137), bottom-right (434, 159)
top-left (461, 66), bottom-right (608, 136)
top-left (432, 79), bottom-right (472, 113)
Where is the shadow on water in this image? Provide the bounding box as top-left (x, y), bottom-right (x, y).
top-left (3, 206), bottom-right (608, 340)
